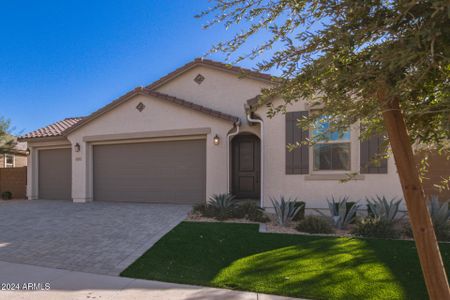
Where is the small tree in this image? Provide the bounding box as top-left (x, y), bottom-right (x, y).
top-left (198, 1), bottom-right (450, 298)
top-left (0, 117), bottom-right (14, 154)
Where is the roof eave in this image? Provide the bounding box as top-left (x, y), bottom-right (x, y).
top-left (18, 136), bottom-right (69, 143)
top-left (62, 87), bottom-right (240, 136)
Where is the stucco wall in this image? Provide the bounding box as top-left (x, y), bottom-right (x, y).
top-left (67, 93), bottom-right (235, 202)
top-left (256, 98), bottom-right (404, 210)
top-left (156, 65), bottom-right (270, 135)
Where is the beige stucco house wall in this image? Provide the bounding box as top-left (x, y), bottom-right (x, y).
top-left (66, 93), bottom-right (234, 203)
top-left (256, 98), bottom-right (403, 210)
top-left (21, 58), bottom-right (405, 210)
top-left (155, 65), bottom-right (270, 136)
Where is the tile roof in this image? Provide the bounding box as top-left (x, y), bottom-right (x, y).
top-left (19, 117), bottom-right (84, 139)
top-left (21, 87), bottom-right (240, 140)
top-left (63, 87), bottom-right (240, 135)
top-left (146, 57), bottom-right (277, 90)
top-left (20, 58), bottom-right (269, 140)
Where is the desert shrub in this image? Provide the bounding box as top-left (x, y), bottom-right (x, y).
top-left (203, 193), bottom-right (237, 220)
top-left (317, 196), bottom-right (359, 229)
top-left (351, 217), bottom-right (400, 239)
top-left (367, 195), bottom-right (403, 223)
top-left (403, 196), bottom-right (450, 241)
top-left (270, 196), bottom-right (304, 226)
top-left (296, 215), bottom-right (335, 234)
top-left (232, 201), bottom-right (269, 222)
top-left (1, 191), bottom-right (12, 200)
top-left (192, 203), bottom-right (207, 214)
top-left (429, 196), bottom-right (450, 241)
top-left (292, 201), bottom-right (306, 221)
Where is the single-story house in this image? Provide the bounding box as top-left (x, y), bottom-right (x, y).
top-left (19, 58), bottom-right (407, 209)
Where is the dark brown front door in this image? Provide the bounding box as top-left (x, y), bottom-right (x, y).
top-left (231, 134), bottom-right (261, 199)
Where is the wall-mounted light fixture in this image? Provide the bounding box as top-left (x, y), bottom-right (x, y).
top-left (74, 143), bottom-right (81, 152)
top-left (25, 148), bottom-right (31, 156)
top-left (213, 134), bottom-right (220, 145)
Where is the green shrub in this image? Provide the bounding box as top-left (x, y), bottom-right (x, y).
top-left (366, 195), bottom-right (403, 223)
top-left (403, 221), bottom-right (450, 242)
top-left (232, 201), bottom-right (269, 222)
top-left (270, 196), bottom-right (304, 226)
top-left (292, 201), bottom-right (306, 221)
top-left (1, 191), bottom-right (12, 200)
top-left (402, 221), bottom-right (414, 239)
top-left (402, 197), bottom-right (450, 241)
top-left (207, 193), bottom-right (237, 220)
top-left (191, 203), bottom-right (219, 219)
top-left (351, 217), bottom-right (400, 239)
top-left (192, 203), bottom-right (207, 214)
top-left (317, 196), bottom-right (359, 229)
top-left (296, 216), bottom-right (335, 234)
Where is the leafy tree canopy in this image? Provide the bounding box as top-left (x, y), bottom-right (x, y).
top-left (198, 0), bottom-right (450, 150)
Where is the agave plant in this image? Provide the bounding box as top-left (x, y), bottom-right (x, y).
top-left (207, 193), bottom-right (236, 219)
top-left (270, 196), bottom-right (304, 226)
top-left (428, 196), bottom-right (450, 231)
top-left (404, 196), bottom-right (450, 241)
top-left (367, 195), bottom-right (403, 223)
top-left (317, 196), bottom-right (359, 229)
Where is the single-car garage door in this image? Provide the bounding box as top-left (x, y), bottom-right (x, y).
top-left (93, 139), bottom-right (206, 204)
top-left (39, 148), bottom-right (72, 200)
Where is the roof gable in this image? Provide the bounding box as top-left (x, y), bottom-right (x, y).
top-left (63, 88), bottom-right (239, 135)
top-left (146, 58), bottom-right (277, 90)
top-left (20, 58), bottom-right (272, 140)
top-left (20, 88), bottom-right (240, 141)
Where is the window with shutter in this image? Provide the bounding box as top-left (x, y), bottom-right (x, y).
top-left (286, 111), bottom-right (309, 174)
top-left (360, 134), bottom-right (388, 174)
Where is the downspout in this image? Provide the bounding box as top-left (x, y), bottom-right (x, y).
top-left (226, 120), bottom-right (241, 194)
top-left (246, 113), bottom-right (264, 208)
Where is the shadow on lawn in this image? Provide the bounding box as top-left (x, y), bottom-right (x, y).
top-left (212, 237), bottom-right (420, 300)
top-left (122, 222), bottom-right (449, 300)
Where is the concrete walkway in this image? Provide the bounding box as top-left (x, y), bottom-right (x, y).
top-left (0, 261), bottom-right (300, 300)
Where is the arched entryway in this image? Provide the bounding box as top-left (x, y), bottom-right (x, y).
top-left (231, 133), bottom-right (261, 199)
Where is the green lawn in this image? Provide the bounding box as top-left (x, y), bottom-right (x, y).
top-left (121, 222), bottom-right (450, 300)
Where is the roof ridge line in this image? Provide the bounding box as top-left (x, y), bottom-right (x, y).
top-left (145, 57), bottom-right (277, 90)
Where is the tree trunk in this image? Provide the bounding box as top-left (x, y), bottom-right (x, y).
top-left (377, 88), bottom-right (450, 300)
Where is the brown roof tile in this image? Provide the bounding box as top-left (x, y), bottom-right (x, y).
top-left (23, 88), bottom-right (240, 140)
top-left (146, 58), bottom-right (277, 90)
top-left (19, 117), bottom-right (84, 139)
top-left (21, 58), bottom-right (265, 140)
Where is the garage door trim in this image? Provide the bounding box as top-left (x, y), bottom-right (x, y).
top-left (92, 138), bottom-right (206, 204)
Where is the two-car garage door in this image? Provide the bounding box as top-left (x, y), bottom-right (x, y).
top-left (38, 139), bottom-right (206, 203)
top-left (93, 139), bottom-right (206, 204)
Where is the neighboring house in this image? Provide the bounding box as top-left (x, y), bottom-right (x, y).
top-left (0, 139), bottom-right (27, 168)
top-left (19, 58), bottom-right (407, 209)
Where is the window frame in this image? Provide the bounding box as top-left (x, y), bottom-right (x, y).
top-left (310, 116), bottom-right (353, 173)
top-left (4, 154), bottom-right (15, 168)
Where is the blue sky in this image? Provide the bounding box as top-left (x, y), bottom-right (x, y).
top-left (0, 1), bottom-right (273, 135)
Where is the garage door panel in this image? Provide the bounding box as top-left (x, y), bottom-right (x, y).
top-left (39, 148), bottom-right (72, 200)
top-left (93, 139), bottom-right (206, 203)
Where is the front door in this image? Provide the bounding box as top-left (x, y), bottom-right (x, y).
top-left (231, 134), bottom-right (261, 199)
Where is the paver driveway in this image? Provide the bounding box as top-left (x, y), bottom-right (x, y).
top-left (0, 200), bottom-right (190, 275)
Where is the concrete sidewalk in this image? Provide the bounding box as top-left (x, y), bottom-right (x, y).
top-left (0, 261), bottom-right (300, 300)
